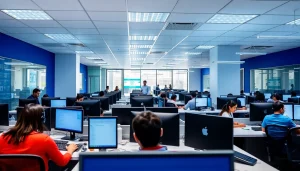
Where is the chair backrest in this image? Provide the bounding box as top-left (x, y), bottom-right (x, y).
top-left (165, 103), bottom-right (176, 107)
top-left (287, 127), bottom-right (300, 162)
top-left (0, 154), bottom-right (45, 171)
top-left (265, 125), bottom-right (289, 156)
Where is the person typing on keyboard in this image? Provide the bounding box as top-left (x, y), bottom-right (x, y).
top-left (219, 100), bottom-right (246, 128)
top-left (0, 104), bottom-right (78, 171)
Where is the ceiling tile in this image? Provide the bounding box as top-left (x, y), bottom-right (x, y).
top-left (80, 0), bottom-right (126, 11)
top-left (220, 0), bottom-right (286, 14)
top-left (128, 0), bottom-right (177, 12)
top-left (32, 0), bottom-right (83, 10)
top-left (88, 12), bottom-right (127, 21)
top-left (35, 27), bottom-right (69, 34)
top-left (168, 13), bottom-right (214, 23)
top-left (130, 29), bottom-right (160, 35)
top-left (0, 0), bottom-right (40, 9)
top-left (75, 35), bottom-right (103, 40)
top-left (130, 40), bottom-right (154, 45)
top-left (184, 36), bottom-right (215, 42)
top-left (46, 11), bottom-right (90, 21)
top-left (267, 1), bottom-right (300, 15)
top-left (268, 25), bottom-right (300, 32)
top-left (80, 39), bottom-right (107, 44)
top-left (210, 36), bottom-right (243, 42)
top-left (233, 24), bottom-right (278, 32)
top-left (98, 29), bottom-right (128, 35)
top-left (1, 27), bottom-right (38, 34)
top-left (248, 15), bottom-right (297, 25)
top-left (257, 31), bottom-right (297, 36)
top-left (59, 21), bottom-right (95, 28)
top-left (94, 21), bottom-right (127, 29)
top-left (222, 31), bottom-right (259, 37)
top-left (130, 23), bottom-right (165, 30)
top-left (173, 0), bottom-right (231, 13)
top-left (102, 35), bottom-right (128, 40)
top-left (68, 28), bottom-right (99, 34)
top-left (0, 20), bottom-right (28, 27)
top-left (198, 24), bottom-right (240, 31)
top-left (190, 30), bottom-right (227, 37)
top-left (0, 12), bottom-right (13, 19)
top-left (21, 20), bottom-right (61, 27)
top-left (160, 30), bottom-right (193, 36)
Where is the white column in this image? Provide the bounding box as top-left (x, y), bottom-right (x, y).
top-left (188, 68), bottom-right (201, 91)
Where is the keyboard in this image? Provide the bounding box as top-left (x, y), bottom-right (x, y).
top-left (234, 150), bottom-right (257, 166)
top-left (54, 140), bottom-right (83, 152)
top-left (251, 127), bottom-right (262, 131)
top-left (79, 136), bottom-right (88, 141)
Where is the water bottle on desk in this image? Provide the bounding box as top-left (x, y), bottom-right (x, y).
top-left (118, 124), bottom-right (122, 144)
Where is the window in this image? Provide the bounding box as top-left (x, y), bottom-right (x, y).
top-left (141, 70), bottom-right (156, 91)
top-left (173, 70), bottom-right (187, 90)
top-left (157, 70), bottom-right (172, 89)
top-left (124, 70), bottom-right (141, 95)
top-left (107, 70), bottom-right (122, 92)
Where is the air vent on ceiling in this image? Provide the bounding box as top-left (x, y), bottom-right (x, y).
top-left (244, 46), bottom-right (272, 50)
top-left (165, 23), bottom-right (200, 30)
top-left (143, 62), bottom-right (154, 65)
top-left (39, 43), bottom-right (66, 47)
top-left (150, 51), bottom-right (166, 54)
top-left (68, 43), bottom-right (85, 47)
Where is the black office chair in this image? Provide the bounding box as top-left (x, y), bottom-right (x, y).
top-left (287, 127), bottom-right (300, 169)
top-left (0, 154), bottom-right (45, 171)
top-left (165, 103), bottom-right (176, 107)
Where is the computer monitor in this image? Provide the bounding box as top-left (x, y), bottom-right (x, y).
top-left (105, 94), bottom-right (113, 105)
top-left (66, 97), bottom-right (77, 106)
top-left (288, 97), bottom-right (299, 104)
top-left (168, 93), bottom-right (179, 101)
top-left (283, 95), bottom-right (291, 101)
top-left (247, 96), bottom-right (256, 104)
top-left (0, 104), bottom-right (9, 126)
top-left (185, 113), bottom-right (233, 150)
top-left (88, 117), bottom-right (118, 149)
top-left (79, 151), bottom-right (234, 171)
top-left (294, 105), bottom-right (300, 120)
top-left (19, 99), bottom-right (37, 106)
top-left (249, 103), bottom-right (273, 121)
top-left (283, 103), bottom-right (293, 119)
top-left (41, 97), bottom-right (60, 106)
top-left (55, 108), bottom-right (83, 140)
top-left (220, 95), bottom-right (227, 98)
top-left (130, 111), bottom-right (179, 146)
top-left (90, 97), bottom-right (110, 111)
top-left (91, 93), bottom-right (99, 97)
top-left (244, 93), bottom-right (250, 96)
top-left (217, 97), bottom-right (237, 109)
top-left (75, 100), bottom-right (101, 117)
top-left (207, 98), bottom-right (212, 107)
top-left (50, 99), bottom-right (66, 107)
top-left (184, 95), bottom-right (192, 104)
top-left (195, 98), bottom-right (207, 107)
top-left (237, 98), bottom-right (246, 107)
top-left (264, 93), bottom-right (271, 99)
top-left (131, 96), bottom-right (153, 107)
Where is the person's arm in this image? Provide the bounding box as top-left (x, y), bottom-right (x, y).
top-left (184, 102), bottom-right (189, 110)
top-left (147, 86), bottom-right (151, 95)
top-left (261, 118), bottom-right (267, 132)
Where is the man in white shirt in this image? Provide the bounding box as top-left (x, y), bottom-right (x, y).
top-left (141, 80), bottom-right (151, 95)
top-left (167, 94), bottom-right (178, 108)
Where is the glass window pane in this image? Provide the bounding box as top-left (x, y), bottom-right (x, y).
top-left (173, 70), bottom-right (187, 90)
top-left (124, 70), bottom-right (140, 95)
top-left (157, 70), bottom-right (172, 89)
top-left (107, 70), bottom-right (122, 92)
top-left (141, 70), bottom-right (156, 91)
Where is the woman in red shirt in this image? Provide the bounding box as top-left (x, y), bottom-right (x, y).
top-left (0, 104), bottom-right (78, 170)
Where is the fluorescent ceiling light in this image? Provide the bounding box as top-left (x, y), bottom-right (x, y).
top-left (274, 68), bottom-right (284, 71)
top-left (286, 18), bottom-right (300, 25)
top-left (130, 51), bottom-right (148, 55)
top-left (4, 62), bottom-right (33, 66)
top-left (86, 57), bottom-right (102, 60)
top-left (207, 14), bottom-right (257, 24)
top-left (45, 34), bottom-right (75, 40)
top-left (94, 61), bottom-right (107, 64)
top-left (185, 52), bottom-right (202, 55)
top-left (75, 51), bottom-right (94, 54)
top-left (98, 63), bottom-right (109, 66)
top-left (5, 69), bottom-right (16, 72)
top-left (2, 10), bottom-right (52, 20)
top-left (128, 12), bottom-right (169, 22)
top-left (167, 63), bottom-right (176, 66)
top-left (130, 45), bottom-right (152, 49)
top-left (257, 35), bottom-right (300, 40)
top-left (213, 61), bottom-right (245, 64)
top-left (129, 36), bottom-right (158, 41)
top-left (236, 52), bottom-right (267, 55)
top-left (195, 45), bottom-right (215, 49)
top-left (201, 64), bottom-right (209, 67)
top-left (173, 58), bottom-right (188, 61)
top-left (131, 58), bottom-right (145, 61)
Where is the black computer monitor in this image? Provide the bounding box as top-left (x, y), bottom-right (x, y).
top-left (88, 117), bottom-right (118, 149)
top-left (283, 103), bottom-right (293, 120)
top-left (185, 113), bottom-right (233, 150)
top-left (55, 108), bottom-right (83, 140)
top-left (131, 96), bottom-right (153, 107)
top-left (90, 97), bottom-right (109, 111)
top-left (66, 97), bottom-right (77, 106)
top-left (237, 97), bottom-right (246, 107)
top-left (247, 96), bottom-right (256, 104)
top-left (105, 94), bottom-right (113, 105)
top-left (130, 111), bottom-right (179, 146)
top-left (288, 97), bottom-right (299, 104)
top-left (217, 97), bottom-right (237, 109)
top-left (19, 99), bottom-right (37, 106)
top-left (112, 107), bottom-right (178, 125)
top-left (184, 95), bottom-right (192, 104)
top-left (75, 100), bottom-right (101, 117)
top-left (0, 104), bottom-right (9, 126)
top-left (195, 98), bottom-right (208, 107)
top-left (41, 97), bottom-right (60, 107)
top-left (50, 99), bottom-right (66, 107)
top-left (16, 107), bottom-right (51, 130)
top-left (79, 151), bottom-right (234, 171)
top-left (50, 106), bottom-right (83, 128)
top-left (250, 103), bottom-right (273, 121)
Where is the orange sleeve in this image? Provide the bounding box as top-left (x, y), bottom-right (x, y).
top-left (45, 136), bottom-right (72, 166)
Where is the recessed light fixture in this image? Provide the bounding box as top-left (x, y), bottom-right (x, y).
top-left (257, 35), bottom-right (300, 40)
top-left (98, 63), bottom-right (109, 66)
top-left (94, 61), bottom-right (107, 64)
top-left (75, 51), bottom-right (94, 54)
top-left (130, 45), bottom-right (153, 49)
top-left (128, 12), bottom-right (169, 22)
top-left (185, 52), bottom-right (202, 55)
top-left (4, 62), bottom-right (33, 66)
top-left (195, 45), bottom-right (215, 49)
top-left (236, 52), bottom-right (267, 55)
top-left (1, 10), bottom-right (52, 20)
top-left (131, 58), bottom-right (145, 61)
top-left (130, 51), bottom-right (148, 55)
top-left (86, 57), bottom-right (102, 60)
top-left (129, 36), bottom-right (158, 41)
top-left (286, 18), bottom-right (300, 25)
top-left (207, 14), bottom-right (257, 24)
top-left (45, 34), bottom-right (75, 40)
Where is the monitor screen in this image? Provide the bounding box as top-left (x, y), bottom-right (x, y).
top-left (294, 105), bottom-right (300, 120)
top-left (169, 93), bottom-right (172, 99)
top-left (91, 93), bottom-right (99, 97)
top-left (207, 98), bottom-right (212, 107)
top-left (175, 94), bottom-right (179, 101)
top-left (284, 104), bottom-right (293, 119)
top-left (51, 99), bottom-right (66, 107)
top-left (237, 98), bottom-right (245, 107)
top-left (196, 98), bottom-right (207, 107)
top-left (244, 93), bottom-right (250, 96)
top-left (88, 117), bottom-right (117, 149)
top-left (264, 93), bottom-right (271, 99)
top-left (55, 109), bottom-right (83, 133)
top-left (220, 95), bottom-right (227, 98)
top-left (283, 95), bottom-right (291, 101)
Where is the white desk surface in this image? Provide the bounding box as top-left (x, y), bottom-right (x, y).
top-left (179, 109), bottom-right (249, 114)
top-left (234, 126), bottom-right (266, 137)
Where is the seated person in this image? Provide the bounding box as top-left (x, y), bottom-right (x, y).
top-left (240, 90), bottom-right (245, 96)
top-left (267, 94), bottom-right (282, 103)
top-left (184, 92), bottom-right (196, 110)
top-left (114, 86), bottom-right (119, 91)
top-left (27, 88), bottom-right (40, 104)
top-left (158, 93), bottom-right (168, 106)
top-left (255, 92), bottom-right (265, 102)
top-left (0, 104), bottom-right (78, 171)
top-left (227, 93), bottom-right (246, 110)
top-left (73, 94), bottom-right (84, 106)
top-left (99, 91), bottom-right (105, 97)
top-left (167, 94), bottom-right (179, 108)
top-left (43, 94), bottom-right (49, 98)
top-left (291, 91), bottom-right (297, 97)
top-left (132, 111), bottom-right (167, 151)
top-left (219, 101), bottom-right (246, 128)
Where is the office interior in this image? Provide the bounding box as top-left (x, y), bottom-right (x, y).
top-left (1, 0), bottom-right (300, 171)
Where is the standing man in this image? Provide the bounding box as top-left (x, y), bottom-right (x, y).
top-left (27, 88), bottom-right (40, 104)
top-left (141, 80), bottom-right (151, 95)
top-left (104, 86), bottom-right (109, 94)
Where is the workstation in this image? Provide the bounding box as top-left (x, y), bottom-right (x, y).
top-left (1, 0), bottom-right (300, 171)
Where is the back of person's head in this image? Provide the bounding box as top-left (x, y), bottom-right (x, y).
top-left (272, 102), bottom-right (284, 112)
top-left (32, 88), bottom-right (40, 94)
top-left (219, 100), bottom-right (237, 116)
top-left (240, 90), bottom-right (244, 94)
top-left (3, 104), bottom-right (46, 145)
top-left (171, 94), bottom-right (177, 100)
top-left (255, 93), bottom-right (265, 102)
top-left (254, 91), bottom-right (260, 96)
top-left (227, 93), bottom-right (233, 97)
top-left (132, 111), bottom-right (162, 148)
top-left (191, 92), bottom-right (196, 98)
top-left (106, 86), bottom-right (109, 89)
top-left (160, 93), bottom-right (166, 98)
top-left (99, 91), bottom-right (105, 97)
top-left (43, 94), bottom-right (49, 98)
top-left (291, 91), bottom-right (297, 97)
top-left (76, 94), bottom-right (84, 100)
top-left (272, 93), bottom-right (281, 101)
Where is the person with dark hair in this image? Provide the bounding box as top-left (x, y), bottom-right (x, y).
top-left (156, 84), bottom-right (160, 91)
top-left (169, 84), bottom-right (172, 90)
top-left (255, 93), bottom-right (265, 102)
top-left (184, 92), bottom-right (196, 110)
top-left (99, 91), bottom-right (105, 97)
top-left (43, 94), bottom-right (49, 98)
top-left (132, 111), bottom-right (167, 151)
top-left (76, 94), bottom-right (84, 102)
top-left (104, 86), bottom-right (109, 94)
top-left (114, 86), bottom-right (119, 91)
top-left (262, 102), bottom-right (297, 135)
top-left (141, 80), bottom-right (150, 95)
top-left (219, 101), bottom-right (246, 128)
top-left (27, 88), bottom-right (40, 104)
top-left (254, 91), bottom-right (260, 96)
top-left (167, 94), bottom-right (179, 108)
top-left (291, 84), bottom-right (294, 91)
top-left (240, 90), bottom-right (245, 96)
top-left (0, 104), bottom-right (78, 170)
top-left (267, 93), bottom-right (281, 103)
top-left (227, 93), bottom-right (246, 110)
top-left (291, 91), bottom-right (297, 97)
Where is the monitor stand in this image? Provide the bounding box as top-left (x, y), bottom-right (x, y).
top-left (61, 132), bottom-right (76, 140)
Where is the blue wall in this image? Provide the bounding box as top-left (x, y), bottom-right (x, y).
top-left (241, 47), bottom-right (300, 92)
top-left (200, 68), bottom-right (210, 92)
top-left (80, 63), bottom-right (88, 93)
top-left (0, 33), bottom-right (55, 96)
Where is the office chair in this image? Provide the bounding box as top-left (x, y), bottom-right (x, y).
top-left (286, 127), bottom-right (300, 169)
top-left (0, 154), bottom-right (45, 171)
top-left (165, 103), bottom-right (176, 107)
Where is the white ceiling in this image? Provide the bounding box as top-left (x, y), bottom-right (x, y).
top-left (0, 0), bottom-right (300, 69)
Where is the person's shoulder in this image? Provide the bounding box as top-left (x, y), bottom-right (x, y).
top-left (29, 132), bottom-right (50, 141)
